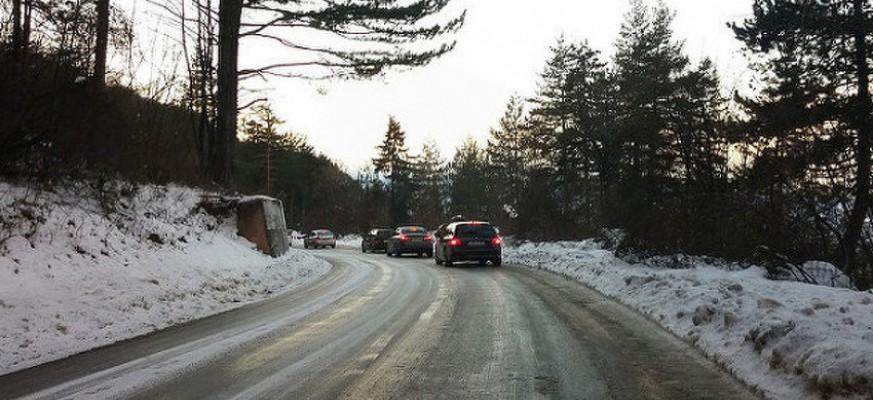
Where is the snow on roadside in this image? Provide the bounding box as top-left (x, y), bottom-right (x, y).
top-left (505, 241), bottom-right (873, 400)
top-left (336, 234), bottom-right (362, 249)
top-left (0, 180), bottom-right (330, 375)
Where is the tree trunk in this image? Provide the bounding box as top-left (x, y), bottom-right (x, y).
top-left (94, 0), bottom-right (110, 88)
top-left (845, 0), bottom-right (873, 286)
top-left (22, 0), bottom-right (31, 53)
top-left (213, 0), bottom-right (242, 185)
top-left (11, 0), bottom-right (22, 57)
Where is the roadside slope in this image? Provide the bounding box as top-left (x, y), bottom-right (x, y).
top-left (505, 241), bottom-right (873, 400)
top-left (0, 180), bottom-right (330, 375)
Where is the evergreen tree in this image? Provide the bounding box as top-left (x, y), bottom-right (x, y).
top-left (486, 96), bottom-right (532, 233)
top-left (530, 37), bottom-right (615, 231)
top-left (241, 104), bottom-right (312, 195)
top-left (411, 141), bottom-right (448, 228)
top-left (210, 0), bottom-right (465, 185)
top-left (373, 116), bottom-right (414, 225)
top-left (732, 0), bottom-right (873, 285)
top-left (611, 0), bottom-right (690, 235)
top-left (450, 137), bottom-right (487, 219)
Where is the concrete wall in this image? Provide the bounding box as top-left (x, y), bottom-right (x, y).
top-left (237, 196), bottom-right (289, 257)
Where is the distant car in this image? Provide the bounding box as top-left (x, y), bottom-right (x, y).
top-left (434, 221), bottom-right (502, 266)
top-left (362, 228), bottom-right (394, 253)
top-left (385, 226), bottom-right (434, 257)
top-left (304, 229), bottom-right (336, 249)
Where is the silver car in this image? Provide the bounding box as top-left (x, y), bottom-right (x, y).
top-left (304, 229), bottom-right (337, 249)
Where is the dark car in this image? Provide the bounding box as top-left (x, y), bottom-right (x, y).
top-left (385, 226), bottom-right (434, 257)
top-left (304, 229), bottom-right (337, 249)
top-left (434, 221), bottom-right (502, 266)
top-left (361, 228), bottom-right (393, 253)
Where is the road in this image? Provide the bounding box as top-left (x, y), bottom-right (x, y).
top-left (0, 249), bottom-right (759, 400)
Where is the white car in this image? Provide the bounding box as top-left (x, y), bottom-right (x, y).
top-left (304, 229), bottom-right (337, 249)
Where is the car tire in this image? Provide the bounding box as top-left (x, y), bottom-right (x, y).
top-left (435, 257), bottom-right (443, 265)
top-left (426, 252), bottom-right (433, 258)
top-left (493, 258), bottom-right (502, 267)
top-left (445, 259), bottom-right (453, 267)
top-left (478, 259), bottom-right (487, 266)
top-left (332, 245), bottom-right (336, 249)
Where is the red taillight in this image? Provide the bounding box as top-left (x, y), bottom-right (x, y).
top-left (492, 237), bottom-right (502, 247)
top-left (424, 234), bottom-right (433, 241)
top-left (448, 238), bottom-right (461, 247)
top-left (400, 235), bottom-right (410, 242)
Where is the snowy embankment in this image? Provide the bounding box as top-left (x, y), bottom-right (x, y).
top-left (0, 181), bottom-right (330, 375)
top-left (336, 234), bottom-right (362, 249)
top-left (505, 241), bottom-right (873, 400)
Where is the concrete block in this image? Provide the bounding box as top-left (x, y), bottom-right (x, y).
top-left (237, 196), bottom-right (289, 257)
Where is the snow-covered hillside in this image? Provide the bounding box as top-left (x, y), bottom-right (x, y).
top-left (0, 180), bottom-right (330, 375)
top-left (505, 241), bottom-right (873, 400)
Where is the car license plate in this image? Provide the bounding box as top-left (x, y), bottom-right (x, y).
top-left (468, 241), bottom-right (484, 247)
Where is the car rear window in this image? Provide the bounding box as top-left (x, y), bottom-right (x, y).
top-left (317, 231), bottom-right (334, 238)
top-left (455, 224), bottom-right (497, 238)
top-left (400, 226), bottom-right (427, 234)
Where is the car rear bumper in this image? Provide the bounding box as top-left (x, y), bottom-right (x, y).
top-left (393, 241), bottom-right (433, 253)
top-left (447, 248), bottom-right (501, 261)
top-left (367, 242), bottom-right (388, 251)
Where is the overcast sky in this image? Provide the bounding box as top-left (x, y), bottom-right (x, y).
top-left (129, 0), bottom-right (756, 172)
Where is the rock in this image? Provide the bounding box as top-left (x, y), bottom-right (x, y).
top-left (726, 283), bottom-right (744, 292)
top-left (692, 305), bottom-right (717, 326)
top-left (724, 312), bottom-right (738, 328)
top-left (758, 298), bottom-right (783, 310)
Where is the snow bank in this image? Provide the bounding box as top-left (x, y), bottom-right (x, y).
top-left (505, 241), bottom-right (873, 400)
top-left (336, 234), bottom-right (362, 249)
top-left (0, 180), bottom-right (330, 375)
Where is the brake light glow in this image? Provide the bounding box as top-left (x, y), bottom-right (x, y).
top-left (492, 237), bottom-right (502, 246)
top-left (424, 234), bottom-right (433, 241)
top-left (400, 235), bottom-right (410, 242)
top-left (448, 237), bottom-right (461, 247)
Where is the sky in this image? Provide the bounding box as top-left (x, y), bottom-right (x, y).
top-left (127, 0), bottom-right (756, 172)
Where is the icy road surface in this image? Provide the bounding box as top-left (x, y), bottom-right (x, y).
top-left (0, 250), bottom-right (758, 400)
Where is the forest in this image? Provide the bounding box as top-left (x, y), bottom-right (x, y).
top-left (2, 0), bottom-right (873, 289)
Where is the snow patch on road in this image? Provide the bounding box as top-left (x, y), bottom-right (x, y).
top-left (0, 180), bottom-right (330, 375)
top-left (505, 241), bottom-right (873, 400)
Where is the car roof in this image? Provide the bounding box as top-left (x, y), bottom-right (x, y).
top-left (448, 221), bottom-right (492, 228)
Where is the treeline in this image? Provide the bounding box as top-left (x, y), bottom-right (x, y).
top-left (0, 1), bottom-right (463, 230)
top-left (0, 0), bottom-right (463, 182)
top-left (364, 1), bottom-right (873, 289)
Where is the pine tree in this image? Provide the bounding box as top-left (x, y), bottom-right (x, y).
top-left (373, 116), bottom-right (414, 225)
top-left (486, 96), bottom-right (531, 233)
top-left (211, 0), bottom-right (465, 184)
top-left (411, 141), bottom-right (448, 227)
top-left (530, 38), bottom-right (615, 231)
top-left (450, 137), bottom-right (487, 220)
top-left (241, 104), bottom-right (284, 195)
top-left (612, 0), bottom-right (690, 234)
top-left (732, 0), bottom-right (873, 285)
